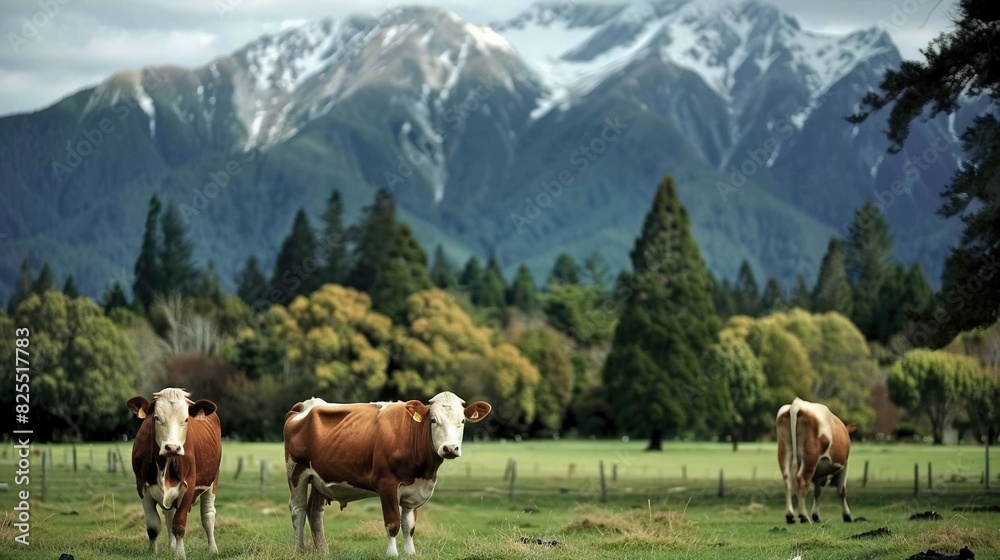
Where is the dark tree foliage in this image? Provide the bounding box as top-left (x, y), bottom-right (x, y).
top-left (847, 0), bottom-right (1000, 346)
top-left (845, 202), bottom-right (893, 340)
top-left (760, 276), bottom-right (785, 313)
top-left (548, 253), bottom-right (581, 286)
top-left (479, 250), bottom-right (508, 309)
top-left (133, 195), bottom-right (161, 310)
top-left (7, 259), bottom-right (33, 314)
top-left (158, 202), bottom-right (199, 298)
top-left (103, 281), bottom-right (130, 313)
top-left (791, 274), bottom-right (812, 311)
top-left (459, 256), bottom-right (484, 294)
top-left (713, 276), bottom-right (737, 319)
top-left (583, 252), bottom-right (611, 292)
top-left (734, 260), bottom-right (761, 316)
top-left (601, 176), bottom-right (720, 450)
top-left (237, 256), bottom-right (269, 308)
top-left (369, 222), bottom-right (432, 321)
top-left (32, 263), bottom-right (53, 295)
top-left (319, 189), bottom-right (350, 287)
top-left (508, 264), bottom-right (540, 312)
top-left (812, 238), bottom-right (853, 316)
top-left (430, 245), bottom-right (458, 290)
top-left (61, 275), bottom-right (79, 298)
top-left (270, 208), bottom-right (320, 303)
top-left (347, 189), bottom-right (396, 293)
top-left (195, 260), bottom-right (225, 305)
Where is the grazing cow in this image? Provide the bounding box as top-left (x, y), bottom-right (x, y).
top-left (127, 388), bottom-right (222, 558)
top-left (776, 397), bottom-right (857, 524)
top-left (283, 391), bottom-right (491, 556)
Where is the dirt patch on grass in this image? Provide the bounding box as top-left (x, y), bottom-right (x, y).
top-left (850, 526), bottom-right (891, 539)
top-left (565, 504), bottom-right (693, 548)
top-left (909, 511), bottom-right (943, 520)
top-left (907, 545), bottom-right (976, 560)
top-left (913, 526), bottom-right (999, 552)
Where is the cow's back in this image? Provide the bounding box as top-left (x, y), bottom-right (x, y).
top-left (284, 402), bottom-right (385, 487)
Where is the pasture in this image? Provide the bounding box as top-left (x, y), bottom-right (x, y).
top-left (1, 440), bottom-right (998, 559)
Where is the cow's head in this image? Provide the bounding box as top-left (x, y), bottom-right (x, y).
top-left (127, 388), bottom-right (216, 457)
top-left (405, 391), bottom-right (491, 459)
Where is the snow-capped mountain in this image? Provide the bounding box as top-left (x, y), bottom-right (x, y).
top-left (0, 1), bottom-right (976, 302)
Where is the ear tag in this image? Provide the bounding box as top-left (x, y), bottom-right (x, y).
top-left (138, 409), bottom-right (147, 419)
top-left (412, 411), bottom-right (422, 423)
top-left (470, 410), bottom-right (479, 419)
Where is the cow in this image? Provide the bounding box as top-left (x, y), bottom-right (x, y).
top-left (127, 388), bottom-right (222, 558)
top-left (283, 391), bottom-right (492, 556)
top-left (776, 397), bottom-right (857, 524)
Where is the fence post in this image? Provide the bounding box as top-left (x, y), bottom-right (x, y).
top-left (914, 463), bottom-right (919, 497)
top-left (986, 440), bottom-right (991, 490)
top-left (41, 450), bottom-right (49, 502)
top-left (612, 464), bottom-right (618, 483)
top-left (928, 462), bottom-right (932, 490)
top-left (862, 460), bottom-right (869, 487)
top-left (599, 461), bottom-right (607, 503)
top-left (89, 445), bottom-right (94, 470)
top-left (508, 461), bottom-right (517, 500)
top-left (235, 457), bottom-right (244, 480)
top-left (116, 446), bottom-right (126, 476)
top-left (718, 470), bottom-right (725, 498)
top-left (259, 460), bottom-right (267, 496)
top-left (73, 444), bottom-right (78, 473)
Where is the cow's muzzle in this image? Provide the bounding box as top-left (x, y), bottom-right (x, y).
top-left (160, 444), bottom-right (184, 457)
top-left (441, 445), bottom-right (460, 459)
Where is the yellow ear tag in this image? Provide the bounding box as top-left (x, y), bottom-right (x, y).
top-left (412, 411), bottom-right (422, 422)
top-left (138, 409), bottom-right (147, 419)
top-left (470, 410), bottom-right (479, 419)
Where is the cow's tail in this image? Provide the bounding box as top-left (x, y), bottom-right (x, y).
top-left (790, 399), bottom-right (800, 476)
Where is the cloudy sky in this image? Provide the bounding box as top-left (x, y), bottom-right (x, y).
top-left (1, 0), bottom-right (959, 117)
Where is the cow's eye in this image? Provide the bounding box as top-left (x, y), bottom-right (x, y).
top-left (153, 415), bottom-right (160, 422)
top-left (430, 418), bottom-right (437, 424)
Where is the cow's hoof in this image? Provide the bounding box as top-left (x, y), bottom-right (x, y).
top-left (843, 514), bottom-right (852, 523)
top-left (798, 514), bottom-right (809, 524)
top-left (811, 513), bottom-right (820, 523)
top-left (786, 514), bottom-right (795, 524)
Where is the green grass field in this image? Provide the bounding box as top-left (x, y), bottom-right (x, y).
top-left (2, 440), bottom-right (998, 559)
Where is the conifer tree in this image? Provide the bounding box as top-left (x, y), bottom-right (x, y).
top-left (508, 264), bottom-right (541, 312)
top-left (158, 202), bottom-right (198, 298)
top-left (368, 222), bottom-right (432, 321)
top-left (195, 260), bottom-right (225, 305)
top-left (347, 189), bottom-right (396, 293)
top-left (7, 259), bottom-right (34, 314)
top-left (32, 263), bottom-right (54, 295)
top-left (62, 275), bottom-right (79, 299)
top-left (103, 282), bottom-right (130, 313)
top-left (791, 275), bottom-right (811, 311)
top-left (548, 253), bottom-right (580, 286)
top-left (430, 245), bottom-right (457, 289)
top-left (479, 250), bottom-right (507, 309)
top-left (319, 189), bottom-right (349, 287)
top-left (845, 202), bottom-right (893, 339)
top-left (601, 176), bottom-right (720, 450)
top-left (270, 209), bottom-right (321, 303)
top-left (459, 256), bottom-right (484, 295)
top-left (760, 276), bottom-right (785, 313)
top-left (237, 256), bottom-right (269, 307)
top-left (133, 195), bottom-right (161, 310)
top-left (734, 260), bottom-right (761, 316)
top-left (812, 238), bottom-right (853, 316)
top-left (713, 276), bottom-right (737, 319)
top-left (583, 252), bottom-right (611, 292)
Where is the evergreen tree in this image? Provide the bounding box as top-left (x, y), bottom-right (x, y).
top-left (583, 252), bottom-right (611, 292)
top-left (271, 208), bottom-right (321, 303)
top-left (368, 222), bottom-right (432, 321)
top-left (734, 260), bottom-right (761, 316)
top-left (459, 256), bottom-right (484, 294)
top-left (133, 195), bottom-right (161, 310)
top-left (158, 202), bottom-right (198, 298)
top-left (479, 250), bottom-right (507, 309)
top-left (844, 202), bottom-right (894, 339)
top-left (347, 189), bottom-right (396, 293)
top-left (848, 0), bottom-right (1000, 345)
top-left (508, 264), bottom-right (540, 312)
top-left (601, 176), bottom-right (720, 450)
top-left (195, 260), bottom-right (225, 305)
top-left (548, 253), bottom-right (580, 286)
top-left (760, 276), bottom-right (785, 313)
top-left (62, 275), bottom-right (79, 298)
top-left (237, 256), bottom-right (269, 307)
top-left (103, 282), bottom-right (130, 313)
top-left (7, 259), bottom-right (34, 314)
top-left (429, 245), bottom-right (458, 289)
top-left (812, 238), bottom-right (853, 316)
top-left (791, 275), bottom-right (812, 311)
top-left (319, 189), bottom-right (349, 287)
top-left (713, 276), bottom-right (737, 319)
top-left (32, 263), bottom-right (54, 295)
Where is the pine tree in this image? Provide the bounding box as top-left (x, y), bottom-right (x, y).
top-left (812, 238), bottom-right (853, 316)
top-left (479, 250), bottom-right (507, 309)
top-left (601, 176), bottom-right (720, 450)
top-left (62, 275), bottom-right (79, 299)
top-left (430, 245), bottom-right (458, 289)
top-left (318, 189), bottom-right (349, 287)
top-left (237, 256), bottom-right (269, 307)
top-left (459, 256), bottom-right (484, 295)
top-left (791, 275), bottom-right (811, 311)
top-left (32, 263), bottom-right (54, 295)
top-left (844, 202), bottom-right (893, 339)
top-left (548, 253), bottom-right (580, 286)
top-left (103, 282), bottom-right (130, 313)
top-left (848, 0), bottom-right (1000, 345)
top-left (583, 252), bottom-right (611, 292)
top-left (271, 208), bottom-right (321, 303)
top-left (133, 195), bottom-right (161, 310)
top-left (508, 264), bottom-right (540, 312)
top-left (158, 202), bottom-right (198, 298)
top-left (713, 276), bottom-right (737, 319)
top-left (369, 222), bottom-right (432, 321)
top-left (347, 189), bottom-right (397, 293)
top-left (734, 260), bottom-right (761, 316)
top-left (7, 259), bottom-right (34, 314)
top-left (195, 260), bottom-right (225, 305)
top-left (760, 276), bottom-right (785, 313)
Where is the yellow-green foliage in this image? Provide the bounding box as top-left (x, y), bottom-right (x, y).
top-left (889, 348), bottom-right (984, 442)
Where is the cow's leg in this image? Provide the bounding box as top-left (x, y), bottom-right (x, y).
top-left (811, 481), bottom-right (822, 523)
top-left (164, 507), bottom-right (177, 550)
top-left (307, 485), bottom-right (329, 555)
top-left (141, 493), bottom-right (161, 554)
top-left (796, 456), bottom-right (817, 523)
top-left (171, 492), bottom-right (194, 559)
top-left (200, 488), bottom-right (219, 553)
top-left (378, 482), bottom-right (403, 557)
top-left (287, 468), bottom-right (309, 552)
top-left (782, 463), bottom-right (796, 524)
top-left (400, 507), bottom-right (417, 555)
top-left (836, 467), bottom-right (852, 522)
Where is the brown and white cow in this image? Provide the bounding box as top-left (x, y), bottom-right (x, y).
top-left (283, 391), bottom-right (491, 556)
top-left (128, 388), bottom-right (222, 558)
top-left (776, 397), bottom-right (857, 524)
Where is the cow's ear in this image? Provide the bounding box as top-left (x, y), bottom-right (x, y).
top-left (189, 400), bottom-right (217, 418)
top-left (404, 400), bottom-right (429, 423)
top-left (845, 423), bottom-right (858, 434)
top-left (128, 397), bottom-right (152, 419)
top-left (464, 401), bottom-right (491, 423)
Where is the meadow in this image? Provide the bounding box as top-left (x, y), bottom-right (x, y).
top-left (1, 439), bottom-right (998, 559)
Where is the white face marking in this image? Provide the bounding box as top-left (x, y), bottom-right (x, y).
top-left (152, 389), bottom-right (192, 457)
top-left (427, 392), bottom-right (467, 459)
